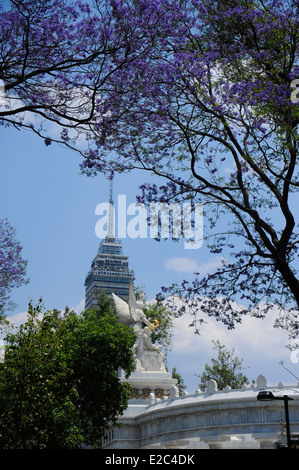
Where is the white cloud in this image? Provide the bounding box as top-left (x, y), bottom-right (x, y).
top-left (196, 256), bottom-right (223, 275)
top-left (167, 302), bottom-right (294, 392)
top-left (171, 310), bottom-right (289, 359)
top-left (6, 310), bottom-right (31, 327)
top-left (0, 299), bottom-right (85, 335)
top-left (70, 298), bottom-right (85, 314)
top-left (165, 256), bottom-right (223, 274)
top-left (165, 257), bottom-right (200, 273)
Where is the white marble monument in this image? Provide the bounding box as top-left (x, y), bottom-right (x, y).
top-left (112, 282), bottom-right (177, 405)
top-left (104, 286), bottom-right (299, 449)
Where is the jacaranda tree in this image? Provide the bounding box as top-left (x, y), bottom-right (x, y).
top-left (78, 0), bottom-right (299, 343)
top-left (0, 0), bottom-right (149, 155)
top-left (2, 1), bottom-right (299, 342)
top-left (0, 218), bottom-right (28, 321)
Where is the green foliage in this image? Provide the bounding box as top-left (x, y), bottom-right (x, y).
top-left (197, 340), bottom-right (252, 392)
top-left (143, 302), bottom-right (174, 354)
top-left (0, 295), bottom-right (136, 449)
top-left (84, 290), bottom-right (116, 319)
top-left (134, 285), bottom-right (174, 357)
top-left (171, 367), bottom-right (187, 396)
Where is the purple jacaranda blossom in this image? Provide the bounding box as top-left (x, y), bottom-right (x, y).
top-left (79, 0), bottom-right (299, 341)
top-left (0, 219), bottom-right (29, 319)
top-left (0, 0), bottom-right (155, 154)
top-left (2, 0), bottom-right (299, 339)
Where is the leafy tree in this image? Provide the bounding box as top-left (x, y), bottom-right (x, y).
top-left (134, 286), bottom-right (174, 357)
top-left (79, 0), bottom-right (299, 343)
top-left (0, 296), bottom-right (136, 449)
top-left (84, 289), bottom-right (116, 319)
top-left (171, 367), bottom-right (187, 396)
top-left (143, 301), bottom-right (174, 355)
top-left (197, 340), bottom-right (252, 392)
top-left (0, 218), bottom-right (28, 321)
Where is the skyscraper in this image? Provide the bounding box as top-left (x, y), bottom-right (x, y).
top-left (84, 181), bottom-right (134, 310)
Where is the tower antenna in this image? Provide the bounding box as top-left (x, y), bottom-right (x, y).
top-left (107, 177), bottom-right (115, 239)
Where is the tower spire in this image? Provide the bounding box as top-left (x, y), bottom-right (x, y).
top-left (84, 176), bottom-right (134, 307)
top-left (107, 177), bottom-right (115, 239)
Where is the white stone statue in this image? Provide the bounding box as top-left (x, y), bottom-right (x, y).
top-left (112, 282), bottom-right (166, 372)
top-left (112, 283), bottom-right (153, 329)
top-left (133, 326), bottom-right (166, 372)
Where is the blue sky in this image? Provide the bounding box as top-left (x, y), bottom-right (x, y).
top-left (1, 124), bottom-right (299, 392)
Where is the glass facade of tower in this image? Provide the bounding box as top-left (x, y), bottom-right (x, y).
top-left (84, 236), bottom-right (134, 310)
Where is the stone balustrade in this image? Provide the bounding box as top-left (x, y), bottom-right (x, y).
top-left (102, 374), bottom-right (299, 449)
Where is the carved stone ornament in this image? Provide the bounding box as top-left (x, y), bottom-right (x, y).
top-left (130, 387), bottom-right (169, 400)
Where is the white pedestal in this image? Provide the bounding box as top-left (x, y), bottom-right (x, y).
top-left (118, 369), bottom-right (178, 404)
